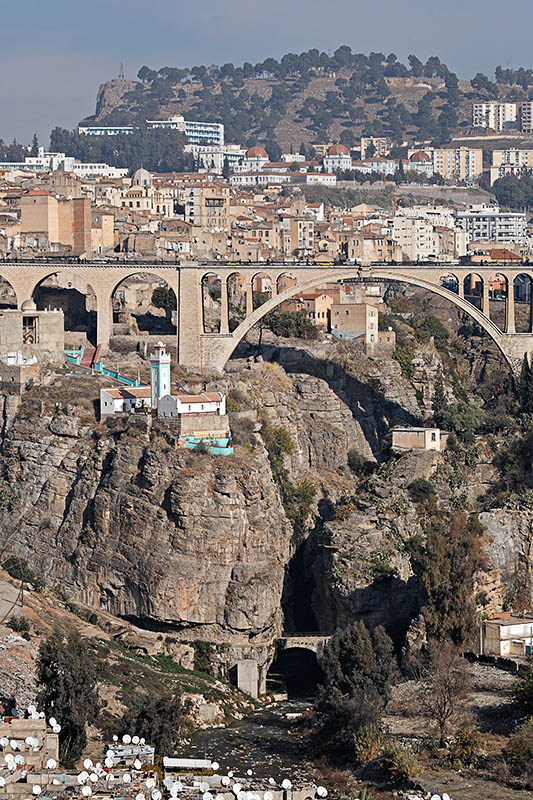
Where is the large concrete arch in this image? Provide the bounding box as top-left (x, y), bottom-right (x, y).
top-left (203, 268), bottom-right (522, 372)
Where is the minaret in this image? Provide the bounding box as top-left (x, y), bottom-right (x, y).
top-left (150, 341), bottom-right (171, 410)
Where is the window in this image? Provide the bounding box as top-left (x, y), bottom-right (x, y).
top-left (431, 432), bottom-right (436, 441)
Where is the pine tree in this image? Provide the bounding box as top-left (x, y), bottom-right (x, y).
top-left (432, 366), bottom-right (448, 426)
top-left (519, 353), bottom-right (533, 414)
top-left (36, 630), bottom-right (100, 767)
top-left (222, 157), bottom-right (231, 180)
top-left (30, 133), bottom-right (39, 157)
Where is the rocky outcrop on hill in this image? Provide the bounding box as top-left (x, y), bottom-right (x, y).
top-left (93, 79), bottom-right (137, 120)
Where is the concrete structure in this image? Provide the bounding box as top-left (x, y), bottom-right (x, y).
top-left (100, 386), bottom-right (152, 417)
top-left (456, 205), bottom-right (527, 244)
top-left (472, 102), bottom-right (517, 131)
top-left (0, 147), bottom-right (127, 178)
top-left (0, 718), bottom-right (58, 769)
top-left (519, 101), bottom-right (533, 133)
top-left (482, 613), bottom-right (533, 657)
top-left (392, 427), bottom-right (443, 452)
top-left (330, 302), bottom-right (378, 342)
top-left (407, 147), bottom-right (483, 181)
top-left (150, 341), bottom-right (171, 408)
top-left (360, 136), bottom-right (389, 159)
top-left (107, 742), bottom-right (155, 765)
top-left (80, 116), bottom-right (224, 146)
top-left (0, 305), bottom-right (64, 363)
top-left (237, 659), bottom-right (259, 699)
top-left (1, 261), bottom-right (533, 375)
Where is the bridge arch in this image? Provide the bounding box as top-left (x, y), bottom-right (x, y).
top-left (110, 271), bottom-right (177, 338)
top-left (208, 268), bottom-right (515, 371)
top-left (31, 270), bottom-right (98, 346)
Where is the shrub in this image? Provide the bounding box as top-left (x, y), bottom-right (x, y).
top-left (393, 340), bottom-right (416, 379)
top-left (348, 448), bottom-right (374, 476)
top-left (335, 499), bottom-right (357, 520)
top-left (407, 478), bottom-right (436, 503)
top-left (452, 725), bottom-right (483, 766)
top-left (353, 723), bottom-right (384, 764)
top-left (505, 717), bottom-right (533, 769)
top-left (193, 641), bottom-right (213, 674)
top-left (265, 310), bottom-right (319, 340)
top-left (514, 655), bottom-right (533, 716)
top-left (382, 741), bottom-right (420, 782)
top-left (3, 556), bottom-right (44, 591)
top-left (6, 616), bottom-right (30, 635)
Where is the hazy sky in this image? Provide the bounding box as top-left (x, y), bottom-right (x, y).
top-left (2, 0), bottom-right (533, 145)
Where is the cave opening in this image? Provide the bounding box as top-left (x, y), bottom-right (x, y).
top-left (267, 647), bottom-right (324, 698)
top-left (282, 534), bottom-right (321, 634)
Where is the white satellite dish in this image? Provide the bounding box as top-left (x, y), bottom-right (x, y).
top-left (31, 713), bottom-right (40, 721)
top-left (52, 779), bottom-right (60, 786)
top-left (123, 734), bottom-right (132, 744)
top-left (316, 788), bottom-right (328, 798)
top-left (232, 784), bottom-right (242, 795)
top-left (174, 781), bottom-right (183, 792)
top-left (25, 737), bottom-right (33, 745)
top-left (247, 770), bottom-right (252, 777)
top-left (89, 773), bottom-right (98, 783)
top-left (203, 793), bottom-right (213, 800)
top-left (140, 738), bottom-right (145, 745)
top-left (264, 793), bottom-right (273, 800)
top-left (151, 791), bottom-right (162, 800)
top-left (430, 796), bottom-right (441, 800)
top-left (105, 758), bottom-right (113, 768)
top-left (82, 786), bottom-right (92, 796)
top-left (32, 786), bottom-right (42, 795)
top-left (136, 795), bottom-right (146, 800)
top-left (281, 780), bottom-right (292, 790)
top-left (46, 759), bottom-right (57, 769)
top-left (132, 735), bottom-right (140, 744)
top-left (27, 705), bottom-right (36, 714)
top-left (268, 778), bottom-right (275, 786)
top-left (14, 755), bottom-right (24, 765)
top-left (49, 718), bottom-right (57, 728)
top-left (123, 773), bottom-right (132, 783)
top-left (0, 737), bottom-right (8, 747)
top-left (211, 762), bottom-right (219, 772)
top-left (134, 759), bottom-right (142, 770)
top-left (442, 795), bottom-right (451, 800)
top-left (228, 772), bottom-right (234, 778)
top-left (32, 738), bottom-right (39, 749)
top-left (39, 712), bottom-right (45, 719)
top-left (106, 750), bottom-right (114, 758)
top-left (221, 777), bottom-right (230, 787)
top-left (10, 740), bottom-right (17, 750)
top-left (200, 783), bottom-right (210, 793)
top-left (113, 735), bottom-right (118, 742)
top-left (145, 778), bottom-right (156, 789)
top-left (53, 725), bottom-right (61, 734)
top-left (83, 759), bottom-right (93, 770)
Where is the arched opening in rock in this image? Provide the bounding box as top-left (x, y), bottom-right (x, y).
top-left (267, 647), bottom-right (324, 698)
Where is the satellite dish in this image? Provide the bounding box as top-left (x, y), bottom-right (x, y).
top-left (32, 738), bottom-right (39, 749)
top-left (211, 762), bottom-right (219, 772)
top-left (0, 778), bottom-right (5, 788)
top-left (264, 793), bottom-right (273, 800)
top-left (228, 772), bottom-right (234, 778)
top-left (134, 759), bottom-right (142, 770)
top-left (232, 784), bottom-right (242, 795)
top-left (27, 705), bottom-right (36, 714)
top-left (105, 758), bottom-right (113, 768)
top-left (268, 779), bottom-right (275, 786)
top-left (431, 796), bottom-right (441, 800)
top-left (31, 713), bottom-right (40, 721)
top-left (221, 778), bottom-right (230, 787)
top-left (52, 779), bottom-right (60, 785)
top-left (0, 737), bottom-right (8, 747)
top-left (281, 780), bottom-right (292, 790)
top-left (132, 735), bottom-right (140, 745)
top-left (140, 738), bottom-right (145, 745)
top-left (316, 789), bottom-right (328, 798)
top-left (247, 770), bottom-right (253, 777)
top-left (200, 783), bottom-right (210, 793)
top-left (123, 734), bottom-right (132, 744)
top-left (46, 759), bottom-right (57, 769)
top-left (82, 786), bottom-right (92, 796)
top-left (89, 773), bottom-right (98, 783)
top-left (113, 735), bottom-right (118, 742)
top-left (15, 755), bottom-right (24, 765)
top-left (10, 740), bottom-right (17, 750)
top-left (123, 773), bottom-right (132, 783)
top-left (39, 712), bottom-right (45, 719)
top-left (174, 781), bottom-right (183, 792)
top-left (25, 737), bottom-right (33, 745)
top-left (136, 795), bottom-right (146, 800)
top-left (32, 786), bottom-right (42, 795)
top-left (151, 791), bottom-right (162, 800)
top-left (83, 759), bottom-right (93, 770)
top-left (145, 778), bottom-right (156, 789)
top-left (106, 750), bottom-right (114, 758)
top-left (49, 718), bottom-right (57, 728)
top-left (203, 793), bottom-right (213, 800)
top-left (442, 795), bottom-right (451, 800)
top-left (53, 725), bottom-right (61, 734)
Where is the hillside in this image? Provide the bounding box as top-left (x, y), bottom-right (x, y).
top-left (74, 48), bottom-right (533, 155)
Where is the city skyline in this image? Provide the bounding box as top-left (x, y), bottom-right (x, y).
top-left (2, 0), bottom-right (533, 144)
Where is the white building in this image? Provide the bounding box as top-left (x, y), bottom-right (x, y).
top-left (456, 204), bottom-right (527, 244)
top-left (184, 143), bottom-right (246, 174)
top-left (0, 147), bottom-right (127, 178)
top-left (482, 614), bottom-right (533, 657)
top-left (323, 144), bottom-right (352, 173)
top-left (78, 125), bottom-right (134, 136)
top-left (392, 216), bottom-right (439, 262)
top-left (146, 115), bottom-right (224, 145)
top-left (396, 205), bottom-right (456, 230)
top-left (233, 146), bottom-right (270, 173)
top-left (100, 386), bottom-right (152, 417)
top-left (472, 102), bottom-right (517, 131)
top-left (158, 391), bottom-right (226, 418)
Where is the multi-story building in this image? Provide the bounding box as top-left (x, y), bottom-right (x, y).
top-left (392, 216), bottom-right (439, 262)
top-left (80, 116), bottom-right (224, 145)
top-left (0, 147), bottom-right (127, 178)
top-left (184, 143), bottom-right (246, 174)
top-left (180, 183), bottom-right (230, 231)
top-left (281, 293), bottom-right (332, 326)
top-left (489, 149), bottom-right (533, 185)
top-left (408, 147), bottom-right (483, 181)
top-left (280, 215), bottom-right (315, 257)
top-left (360, 137), bottom-right (390, 159)
top-left (472, 102), bottom-right (517, 131)
top-left (323, 144), bottom-right (352, 173)
top-left (19, 192), bottom-right (92, 252)
top-left (519, 102), bottom-right (533, 133)
top-left (456, 204), bottom-right (527, 244)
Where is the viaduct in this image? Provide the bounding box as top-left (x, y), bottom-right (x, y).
top-left (1, 260), bottom-right (533, 373)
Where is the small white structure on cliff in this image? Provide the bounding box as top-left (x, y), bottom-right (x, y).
top-left (392, 427), bottom-right (444, 452)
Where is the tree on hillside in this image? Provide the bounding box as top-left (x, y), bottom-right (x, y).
top-left (519, 354), bottom-right (533, 414)
top-left (419, 640), bottom-right (472, 746)
top-left (30, 133), bottom-right (39, 156)
top-left (137, 65), bottom-right (157, 83)
top-left (36, 630), bottom-right (100, 767)
top-left (122, 690), bottom-right (188, 755)
top-left (407, 511), bottom-right (488, 647)
top-left (317, 621), bottom-right (397, 749)
top-left (152, 287), bottom-right (177, 311)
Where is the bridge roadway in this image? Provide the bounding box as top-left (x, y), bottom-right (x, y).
top-left (0, 259), bottom-right (532, 372)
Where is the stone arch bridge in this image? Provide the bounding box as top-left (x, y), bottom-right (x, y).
top-left (1, 261), bottom-right (532, 374)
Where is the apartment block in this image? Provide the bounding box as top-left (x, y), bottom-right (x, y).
top-left (472, 102), bottom-right (517, 131)
top-left (407, 147), bottom-right (483, 181)
top-left (456, 204), bottom-right (527, 244)
top-left (519, 102), bottom-right (533, 133)
top-left (360, 137), bottom-right (390, 159)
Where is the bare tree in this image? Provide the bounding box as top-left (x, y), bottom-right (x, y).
top-left (418, 640), bottom-right (472, 746)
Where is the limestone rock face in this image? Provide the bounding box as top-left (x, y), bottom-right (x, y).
top-left (0, 414), bottom-right (291, 648)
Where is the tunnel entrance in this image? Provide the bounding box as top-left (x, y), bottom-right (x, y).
top-left (267, 647), bottom-right (324, 698)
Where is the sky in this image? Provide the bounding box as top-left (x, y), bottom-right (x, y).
top-left (2, 0), bottom-right (533, 146)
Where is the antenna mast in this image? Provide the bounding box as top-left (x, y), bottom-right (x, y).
top-left (119, 62), bottom-right (125, 80)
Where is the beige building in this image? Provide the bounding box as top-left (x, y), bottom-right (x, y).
top-left (392, 216), bottom-right (438, 262)
top-left (91, 209), bottom-right (115, 253)
top-left (19, 192), bottom-right (91, 252)
top-left (472, 101), bottom-right (517, 131)
top-left (408, 147), bottom-right (483, 181)
top-left (0, 305), bottom-right (64, 363)
top-left (281, 216), bottom-right (315, 257)
top-left (482, 613), bottom-right (533, 657)
top-left (180, 182), bottom-right (230, 231)
top-left (360, 137), bottom-right (389, 159)
top-left (337, 230), bottom-right (401, 263)
top-left (330, 301), bottom-right (377, 339)
top-left (392, 427), bottom-right (443, 452)
top-left (0, 718), bottom-right (58, 770)
top-left (281, 292), bottom-right (332, 326)
top-left (519, 101), bottom-right (533, 132)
